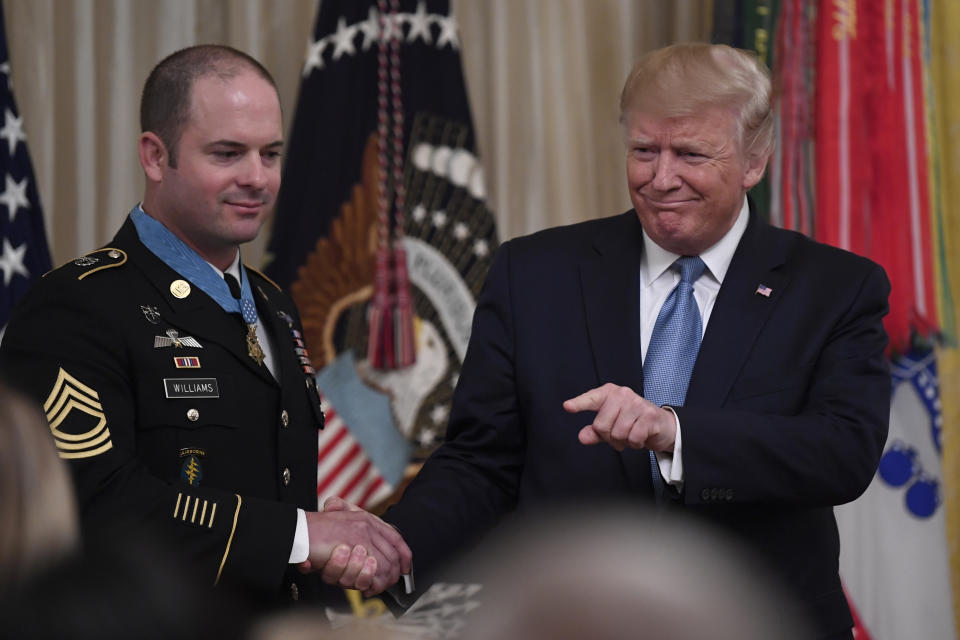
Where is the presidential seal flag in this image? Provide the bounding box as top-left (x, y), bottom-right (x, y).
top-left (0, 3), bottom-right (52, 344)
top-left (266, 0), bottom-right (497, 511)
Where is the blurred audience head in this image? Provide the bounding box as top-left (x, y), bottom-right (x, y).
top-left (250, 610), bottom-right (413, 640)
top-left (454, 505), bottom-right (812, 640)
top-left (0, 383), bottom-right (79, 590)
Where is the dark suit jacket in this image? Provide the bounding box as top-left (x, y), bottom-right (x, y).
top-left (0, 216), bottom-right (326, 605)
top-left (385, 209), bottom-right (890, 636)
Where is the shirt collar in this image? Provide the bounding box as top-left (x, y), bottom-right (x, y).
top-left (205, 251), bottom-right (242, 282)
top-left (640, 196), bottom-right (750, 287)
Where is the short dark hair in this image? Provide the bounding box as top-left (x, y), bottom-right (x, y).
top-left (139, 44), bottom-right (278, 167)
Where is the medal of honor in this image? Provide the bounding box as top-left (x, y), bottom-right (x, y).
top-left (246, 324), bottom-right (265, 365)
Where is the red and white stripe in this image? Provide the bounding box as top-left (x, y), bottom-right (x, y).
top-left (316, 398), bottom-right (393, 510)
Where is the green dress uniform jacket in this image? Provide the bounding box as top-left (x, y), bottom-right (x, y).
top-left (0, 215), bottom-right (325, 602)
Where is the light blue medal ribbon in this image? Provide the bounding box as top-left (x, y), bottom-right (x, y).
top-left (131, 206), bottom-right (265, 364)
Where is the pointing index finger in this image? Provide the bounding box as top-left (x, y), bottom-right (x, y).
top-left (563, 386), bottom-right (608, 414)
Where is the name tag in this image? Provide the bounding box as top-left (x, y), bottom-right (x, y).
top-left (163, 378), bottom-right (220, 398)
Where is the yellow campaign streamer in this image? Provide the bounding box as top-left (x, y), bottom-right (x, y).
top-left (930, 0), bottom-right (960, 631)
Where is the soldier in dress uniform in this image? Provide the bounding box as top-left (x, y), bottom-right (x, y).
top-left (0, 45), bottom-right (410, 610)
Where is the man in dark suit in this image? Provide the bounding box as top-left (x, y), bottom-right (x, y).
top-left (383, 43), bottom-right (890, 639)
top-left (0, 45), bottom-right (409, 607)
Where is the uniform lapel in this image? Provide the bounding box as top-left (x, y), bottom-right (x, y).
top-left (578, 212), bottom-right (651, 493)
top-left (115, 218), bottom-right (277, 385)
top-left (685, 211), bottom-right (792, 408)
top-left (252, 278), bottom-right (298, 387)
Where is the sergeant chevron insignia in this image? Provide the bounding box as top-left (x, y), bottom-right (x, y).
top-left (43, 367), bottom-right (113, 459)
top-left (154, 329), bottom-right (203, 349)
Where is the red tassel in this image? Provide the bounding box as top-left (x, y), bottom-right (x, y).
top-left (367, 244), bottom-right (416, 370)
top-left (367, 0), bottom-right (415, 371)
top-left (367, 248), bottom-right (391, 369)
top-left (391, 243), bottom-right (416, 367)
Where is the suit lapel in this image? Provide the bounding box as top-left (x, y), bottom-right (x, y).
top-left (686, 212), bottom-right (792, 408)
top-left (115, 218), bottom-right (277, 385)
top-left (579, 212), bottom-right (645, 392)
top-left (578, 213), bottom-right (651, 493)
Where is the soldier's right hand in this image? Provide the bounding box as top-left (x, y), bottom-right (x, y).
top-left (298, 497), bottom-right (412, 596)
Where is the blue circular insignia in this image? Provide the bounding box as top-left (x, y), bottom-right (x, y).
top-left (905, 477), bottom-right (939, 519)
top-left (877, 442), bottom-right (916, 488)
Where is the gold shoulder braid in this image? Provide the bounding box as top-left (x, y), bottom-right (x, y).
top-left (73, 248), bottom-right (128, 280)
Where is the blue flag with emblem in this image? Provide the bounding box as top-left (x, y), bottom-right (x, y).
top-left (0, 4), bottom-right (52, 344)
top-left (264, 0), bottom-right (499, 512)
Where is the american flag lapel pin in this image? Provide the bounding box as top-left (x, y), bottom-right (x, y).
top-left (755, 284), bottom-right (773, 297)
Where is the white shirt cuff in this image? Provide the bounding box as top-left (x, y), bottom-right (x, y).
top-left (655, 407), bottom-right (684, 489)
top-left (289, 508), bottom-right (309, 563)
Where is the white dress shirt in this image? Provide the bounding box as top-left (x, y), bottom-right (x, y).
top-left (640, 197), bottom-right (750, 490)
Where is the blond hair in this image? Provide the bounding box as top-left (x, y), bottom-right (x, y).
top-left (619, 43), bottom-right (774, 160)
top-left (0, 385), bottom-right (79, 587)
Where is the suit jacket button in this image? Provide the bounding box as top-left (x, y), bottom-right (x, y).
top-left (289, 582), bottom-right (299, 601)
top-left (700, 488), bottom-right (711, 502)
top-left (187, 409), bottom-right (199, 422)
top-left (281, 409), bottom-right (290, 427)
top-left (282, 467), bottom-right (291, 486)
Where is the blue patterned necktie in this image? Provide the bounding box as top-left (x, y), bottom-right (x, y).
top-left (643, 255), bottom-right (706, 503)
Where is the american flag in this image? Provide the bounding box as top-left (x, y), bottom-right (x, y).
top-left (0, 4), bottom-right (52, 344)
top-left (755, 284), bottom-right (773, 298)
top-left (317, 396), bottom-right (394, 510)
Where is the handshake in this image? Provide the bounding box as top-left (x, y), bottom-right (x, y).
top-left (298, 496), bottom-right (413, 597)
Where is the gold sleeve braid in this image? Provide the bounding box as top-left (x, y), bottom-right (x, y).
top-left (214, 494), bottom-right (242, 586)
